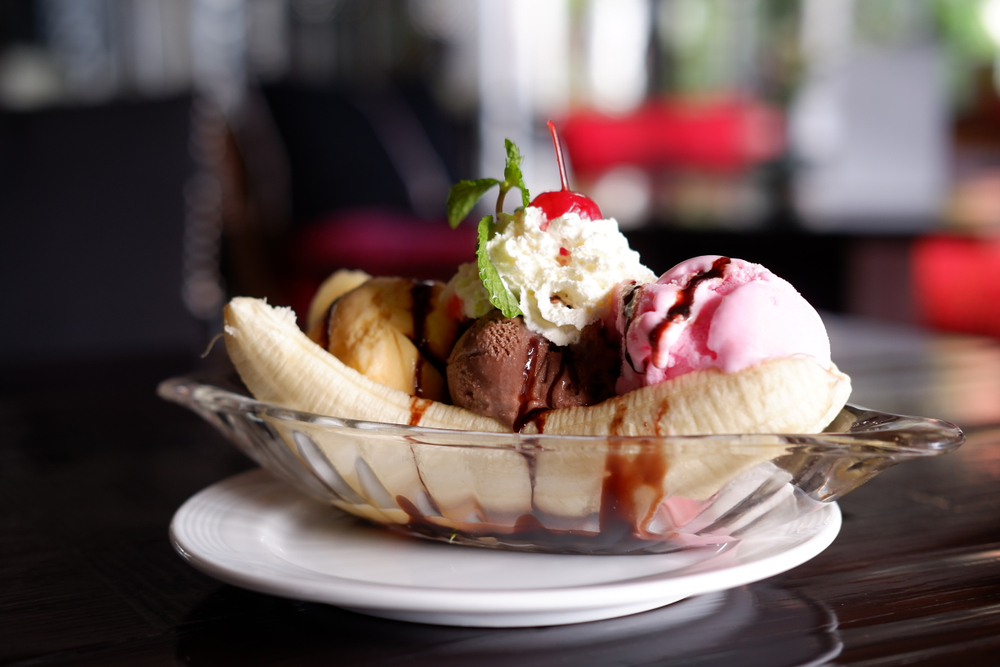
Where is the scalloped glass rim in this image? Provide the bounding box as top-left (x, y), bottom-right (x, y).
top-left (159, 373), bottom-right (964, 554)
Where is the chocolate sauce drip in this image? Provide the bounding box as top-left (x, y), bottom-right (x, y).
top-left (408, 396), bottom-right (432, 425)
top-left (409, 281), bottom-right (445, 399)
top-left (608, 401), bottom-right (628, 436)
top-left (620, 282), bottom-right (641, 374)
top-left (393, 438), bottom-right (677, 553)
top-left (528, 410), bottom-right (548, 433)
top-left (600, 440), bottom-right (669, 542)
top-left (518, 408), bottom-right (552, 433)
top-left (621, 281), bottom-right (641, 326)
top-left (653, 398), bottom-right (671, 436)
top-left (557, 345), bottom-right (581, 404)
top-left (513, 321), bottom-right (617, 432)
top-left (513, 335), bottom-right (591, 432)
top-left (513, 338), bottom-right (542, 432)
top-left (649, 256), bottom-right (731, 362)
top-left (410, 282), bottom-right (433, 355)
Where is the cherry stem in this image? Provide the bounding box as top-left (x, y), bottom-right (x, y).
top-left (547, 120), bottom-right (570, 192)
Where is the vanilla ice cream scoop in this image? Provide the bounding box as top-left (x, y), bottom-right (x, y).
top-left (616, 255), bottom-right (832, 394)
top-left (307, 275), bottom-right (462, 403)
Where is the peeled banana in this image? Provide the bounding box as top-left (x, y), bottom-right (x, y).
top-left (224, 296), bottom-right (505, 431)
top-left (225, 296), bottom-right (850, 437)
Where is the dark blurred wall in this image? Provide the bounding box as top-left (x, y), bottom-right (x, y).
top-left (0, 95), bottom-right (201, 364)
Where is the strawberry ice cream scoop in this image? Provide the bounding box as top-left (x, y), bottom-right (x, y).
top-left (615, 256), bottom-right (832, 394)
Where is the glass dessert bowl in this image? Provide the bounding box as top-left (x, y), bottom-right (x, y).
top-left (159, 372), bottom-right (964, 555)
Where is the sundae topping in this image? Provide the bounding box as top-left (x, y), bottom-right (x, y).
top-left (441, 261), bottom-right (492, 320)
top-left (529, 120), bottom-right (603, 226)
top-left (446, 125), bottom-right (654, 346)
top-left (616, 255), bottom-right (832, 394)
top-left (475, 206), bottom-right (654, 346)
top-left (447, 311), bottom-right (619, 430)
top-left (446, 139), bottom-right (529, 319)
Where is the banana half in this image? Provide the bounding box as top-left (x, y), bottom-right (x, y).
top-left (224, 297), bottom-right (506, 431)
top-left (225, 297), bottom-right (850, 435)
top-left (222, 296), bottom-right (852, 546)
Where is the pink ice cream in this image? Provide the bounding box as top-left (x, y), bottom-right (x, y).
top-left (615, 255), bottom-right (831, 394)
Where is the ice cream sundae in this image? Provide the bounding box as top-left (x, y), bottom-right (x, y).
top-left (215, 123), bottom-right (852, 552)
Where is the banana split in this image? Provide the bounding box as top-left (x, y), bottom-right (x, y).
top-left (224, 123), bottom-right (850, 437)
top-left (217, 124), bottom-right (853, 553)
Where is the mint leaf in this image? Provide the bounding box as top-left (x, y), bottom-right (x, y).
top-left (476, 215), bottom-right (521, 318)
top-left (503, 139), bottom-right (530, 207)
top-left (446, 178), bottom-right (499, 229)
top-left (446, 138), bottom-right (528, 318)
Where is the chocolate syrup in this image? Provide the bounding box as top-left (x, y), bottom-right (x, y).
top-left (608, 400), bottom-right (628, 435)
top-left (620, 281), bottom-right (641, 325)
top-left (393, 436), bottom-right (675, 554)
top-left (410, 282), bottom-right (433, 356)
top-left (408, 396), bottom-right (432, 425)
top-left (513, 338), bottom-right (542, 431)
top-left (528, 410), bottom-right (548, 433)
top-left (620, 282), bottom-right (641, 374)
top-left (398, 398), bottom-right (677, 552)
top-left (409, 281), bottom-right (449, 399)
top-left (512, 336), bottom-right (585, 432)
top-left (388, 268), bottom-right (698, 551)
top-left (653, 398), bottom-right (671, 436)
top-left (600, 439), bottom-right (669, 543)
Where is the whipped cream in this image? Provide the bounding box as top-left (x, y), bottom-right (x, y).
top-left (450, 206), bottom-right (655, 346)
top-left (442, 261), bottom-right (493, 320)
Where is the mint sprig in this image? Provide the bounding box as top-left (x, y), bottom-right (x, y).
top-left (501, 139), bottom-right (531, 211)
top-left (446, 139), bottom-right (530, 228)
top-left (476, 216), bottom-right (521, 318)
top-left (446, 139), bottom-right (530, 317)
top-left (446, 178), bottom-right (498, 229)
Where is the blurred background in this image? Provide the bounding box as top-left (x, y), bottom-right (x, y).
top-left (3, 0), bottom-right (1000, 367)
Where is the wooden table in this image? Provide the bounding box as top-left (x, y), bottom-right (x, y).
top-left (3, 316), bottom-right (999, 666)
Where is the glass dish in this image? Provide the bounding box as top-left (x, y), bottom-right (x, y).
top-left (159, 372), bottom-right (964, 555)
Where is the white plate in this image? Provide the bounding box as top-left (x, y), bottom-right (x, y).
top-left (170, 469), bottom-right (841, 627)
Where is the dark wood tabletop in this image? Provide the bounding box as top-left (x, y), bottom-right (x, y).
top-left (3, 315), bottom-right (1000, 666)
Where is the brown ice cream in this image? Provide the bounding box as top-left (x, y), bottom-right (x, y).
top-left (447, 311), bottom-right (619, 430)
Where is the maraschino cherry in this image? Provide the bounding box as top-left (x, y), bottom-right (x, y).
top-left (530, 120), bottom-right (601, 230)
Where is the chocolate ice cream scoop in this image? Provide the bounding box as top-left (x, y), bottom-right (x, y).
top-left (447, 311), bottom-right (619, 430)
